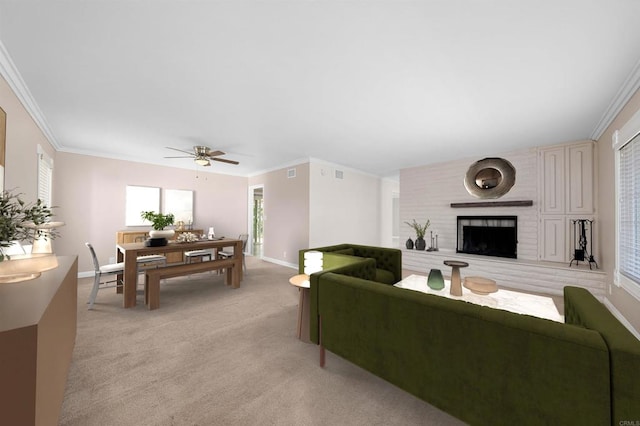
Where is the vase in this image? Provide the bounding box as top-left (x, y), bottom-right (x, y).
top-left (415, 237), bottom-right (426, 250)
top-left (149, 229), bottom-right (175, 240)
top-left (405, 238), bottom-right (414, 249)
top-left (427, 268), bottom-right (445, 290)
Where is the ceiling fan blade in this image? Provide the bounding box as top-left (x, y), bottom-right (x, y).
top-left (212, 157), bottom-right (239, 165)
top-left (164, 156), bottom-right (193, 159)
top-left (205, 149), bottom-right (225, 157)
top-left (166, 147), bottom-right (196, 156)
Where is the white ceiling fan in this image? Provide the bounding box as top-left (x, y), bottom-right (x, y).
top-left (164, 146), bottom-right (239, 167)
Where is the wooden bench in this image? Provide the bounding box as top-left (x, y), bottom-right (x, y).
top-left (144, 258), bottom-right (237, 310)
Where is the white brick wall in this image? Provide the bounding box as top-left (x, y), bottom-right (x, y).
top-left (400, 146), bottom-right (605, 297)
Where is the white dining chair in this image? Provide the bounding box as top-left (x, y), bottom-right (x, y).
top-left (86, 242), bottom-right (125, 310)
top-left (86, 243), bottom-right (167, 309)
top-left (184, 249), bottom-right (212, 263)
top-left (217, 234), bottom-right (248, 273)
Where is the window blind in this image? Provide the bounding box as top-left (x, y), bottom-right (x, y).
top-left (37, 148), bottom-right (53, 206)
top-left (618, 134), bottom-right (640, 286)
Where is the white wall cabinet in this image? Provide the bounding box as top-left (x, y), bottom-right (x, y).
top-left (538, 141), bottom-right (595, 262)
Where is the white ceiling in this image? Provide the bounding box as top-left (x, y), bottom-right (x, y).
top-left (1, 1), bottom-right (640, 178)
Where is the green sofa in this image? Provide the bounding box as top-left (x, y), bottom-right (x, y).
top-left (302, 246), bottom-right (640, 425)
top-left (299, 243), bottom-right (402, 284)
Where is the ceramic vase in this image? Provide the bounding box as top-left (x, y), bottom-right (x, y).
top-left (149, 229), bottom-right (175, 240)
top-left (415, 237), bottom-right (426, 250)
top-left (405, 238), bottom-right (414, 249)
top-left (427, 268), bottom-right (445, 290)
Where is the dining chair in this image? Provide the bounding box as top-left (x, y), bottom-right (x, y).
top-left (217, 234), bottom-right (248, 273)
top-left (136, 254), bottom-right (167, 269)
top-left (86, 242), bottom-right (125, 310)
top-left (184, 249), bottom-right (212, 263)
top-left (86, 243), bottom-right (167, 309)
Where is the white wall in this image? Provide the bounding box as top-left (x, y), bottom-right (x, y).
top-left (379, 177), bottom-right (400, 248)
top-left (0, 75), bottom-right (56, 202)
top-left (248, 162), bottom-right (310, 267)
top-left (309, 160), bottom-right (381, 247)
top-left (596, 87), bottom-right (640, 332)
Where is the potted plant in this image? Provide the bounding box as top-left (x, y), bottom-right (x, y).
top-left (405, 219), bottom-right (430, 250)
top-left (0, 190), bottom-right (59, 260)
top-left (140, 211), bottom-right (175, 242)
top-left (0, 190), bottom-right (62, 282)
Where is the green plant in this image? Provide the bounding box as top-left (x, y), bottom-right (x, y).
top-left (404, 219), bottom-right (430, 239)
top-left (140, 211), bottom-right (175, 230)
top-left (0, 190), bottom-right (56, 260)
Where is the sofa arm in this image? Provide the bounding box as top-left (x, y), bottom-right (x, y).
top-left (564, 286), bottom-right (640, 423)
top-left (309, 258), bottom-right (377, 344)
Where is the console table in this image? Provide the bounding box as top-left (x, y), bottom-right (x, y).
top-left (395, 274), bottom-right (563, 322)
top-left (0, 256), bottom-right (78, 426)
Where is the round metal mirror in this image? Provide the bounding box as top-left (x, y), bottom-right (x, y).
top-left (474, 167), bottom-right (502, 189)
top-left (464, 157), bottom-right (515, 199)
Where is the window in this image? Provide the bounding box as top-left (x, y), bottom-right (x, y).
top-left (37, 145), bottom-right (53, 206)
top-left (613, 108), bottom-right (640, 301)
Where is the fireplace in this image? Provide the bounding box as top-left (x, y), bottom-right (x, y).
top-left (456, 216), bottom-right (517, 259)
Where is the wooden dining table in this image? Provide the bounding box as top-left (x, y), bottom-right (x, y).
top-left (116, 237), bottom-right (244, 308)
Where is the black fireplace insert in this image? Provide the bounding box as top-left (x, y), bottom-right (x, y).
top-left (456, 216), bottom-right (517, 259)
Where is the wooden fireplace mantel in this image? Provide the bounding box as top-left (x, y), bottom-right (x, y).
top-left (450, 200), bottom-right (533, 208)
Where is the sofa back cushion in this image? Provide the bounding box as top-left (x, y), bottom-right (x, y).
top-left (564, 286), bottom-right (640, 423)
top-left (350, 245), bottom-right (402, 283)
top-left (331, 248), bottom-right (355, 256)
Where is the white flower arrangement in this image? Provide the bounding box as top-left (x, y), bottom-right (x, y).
top-left (176, 232), bottom-right (199, 243)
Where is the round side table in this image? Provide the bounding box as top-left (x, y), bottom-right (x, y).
top-left (444, 260), bottom-right (469, 297)
top-left (289, 274), bottom-right (311, 343)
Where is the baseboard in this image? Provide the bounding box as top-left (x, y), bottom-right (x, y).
top-left (603, 297), bottom-right (640, 340)
top-left (260, 256), bottom-right (297, 270)
top-left (78, 271), bottom-right (94, 279)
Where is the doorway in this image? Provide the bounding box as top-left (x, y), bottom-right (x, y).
top-left (248, 185), bottom-right (264, 258)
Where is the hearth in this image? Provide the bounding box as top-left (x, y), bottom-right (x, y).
top-left (456, 216), bottom-right (517, 259)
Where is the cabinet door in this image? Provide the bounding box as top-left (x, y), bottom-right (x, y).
top-left (540, 216), bottom-right (566, 262)
top-left (540, 147), bottom-right (565, 214)
top-left (122, 232), bottom-right (148, 243)
top-left (566, 142), bottom-right (594, 214)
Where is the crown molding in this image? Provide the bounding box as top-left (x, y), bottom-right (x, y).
top-left (590, 57), bottom-right (640, 141)
top-left (0, 40), bottom-right (60, 150)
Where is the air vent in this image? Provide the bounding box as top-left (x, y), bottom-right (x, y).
top-left (287, 168), bottom-right (296, 178)
top-left (335, 170), bottom-right (344, 179)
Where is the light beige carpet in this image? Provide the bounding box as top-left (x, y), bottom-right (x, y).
top-left (60, 257), bottom-right (463, 426)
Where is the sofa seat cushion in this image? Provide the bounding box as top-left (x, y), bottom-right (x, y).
top-left (375, 268), bottom-right (396, 285)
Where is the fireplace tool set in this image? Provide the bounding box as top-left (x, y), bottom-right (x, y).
top-left (569, 219), bottom-right (597, 269)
